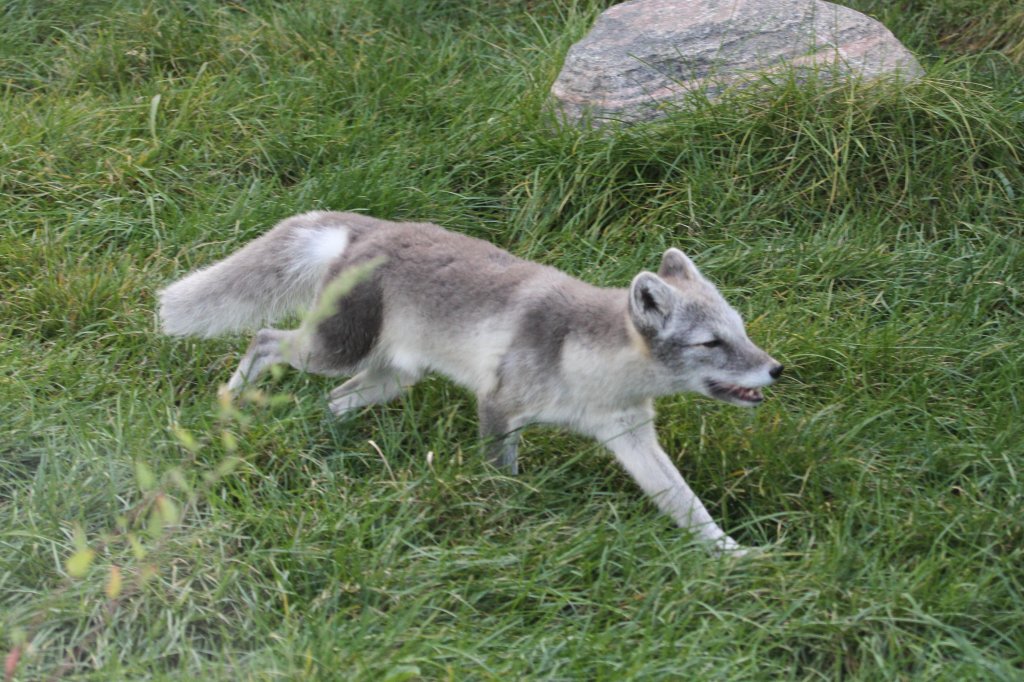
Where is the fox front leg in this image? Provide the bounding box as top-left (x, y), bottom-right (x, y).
top-left (588, 409), bottom-right (744, 555)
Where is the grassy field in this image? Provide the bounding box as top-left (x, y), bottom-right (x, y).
top-left (2, 0), bottom-right (1022, 679)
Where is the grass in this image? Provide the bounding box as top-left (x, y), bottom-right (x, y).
top-left (1, 0), bottom-right (1022, 679)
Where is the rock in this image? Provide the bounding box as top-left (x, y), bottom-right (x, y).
top-left (550, 0), bottom-right (924, 126)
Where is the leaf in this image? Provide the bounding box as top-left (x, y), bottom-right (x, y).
top-left (66, 548), bottom-right (95, 578)
top-left (382, 665), bottom-right (421, 682)
top-left (106, 565), bottom-right (123, 599)
top-left (167, 467), bottom-right (192, 494)
top-left (135, 460), bottom-right (156, 492)
top-left (128, 534), bottom-right (147, 561)
top-left (217, 389), bottom-right (251, 424)
top-left (304, 256), bottom-right (384, 327)
top-left (148, 93), bottom-right (161, 141)
top-left (221, 430), bottom-right (238, 452)
top-left (5, 644), bottom-right (22, 682)
top-left (215, 456), bottom-right (241, 478)
top-left (71, 523), bottom-right (89, 551)
top-left (155, 494), bottom-right (180, 526)
top-left (147, 506), bottom-right (164, 539)
top-left (268, 393), bottom-right (294, 408)
top-left (172, 424), bottom-right (199, 453)
top-left (139, 564), bottom-right (158, 584)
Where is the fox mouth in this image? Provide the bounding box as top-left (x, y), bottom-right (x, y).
top-left (706, 380), bottom-right (764, 405)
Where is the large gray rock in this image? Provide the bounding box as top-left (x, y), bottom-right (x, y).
top-left (551, 0), bottom-right (924, 126)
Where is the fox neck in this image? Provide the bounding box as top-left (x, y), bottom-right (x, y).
top-left (559, 294), bottom-right (681, 408)
top-left (618, 308), bottom-right (684, 399)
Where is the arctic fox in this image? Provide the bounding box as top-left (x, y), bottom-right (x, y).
top-left (159, 211), bottom-right (783, 553)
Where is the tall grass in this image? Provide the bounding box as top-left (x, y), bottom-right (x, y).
top-left (2, 0), bottom-right (1022, 679)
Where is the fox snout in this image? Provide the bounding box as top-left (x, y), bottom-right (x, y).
top-left (701, 353), bottom-right (783, 407)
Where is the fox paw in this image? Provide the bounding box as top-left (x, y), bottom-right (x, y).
top-left (711, 535), bottom-right (764, 559)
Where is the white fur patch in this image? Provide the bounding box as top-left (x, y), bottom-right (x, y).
top-left (388, 348), bottom-right (425, 377)
top-left (380, 314), bottom-right (515, 396)
top-left (293, 227), bottom-right (349, 273)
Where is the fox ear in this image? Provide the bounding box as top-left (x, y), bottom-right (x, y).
top-left (629, 272), bottom-right (677, 332)
top-left (658, 248), bottom-right (701, 281)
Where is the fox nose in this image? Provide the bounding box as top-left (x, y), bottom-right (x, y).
top-left (769, 364), bottom-right (784, 379)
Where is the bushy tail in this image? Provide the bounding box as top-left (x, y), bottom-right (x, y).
top-left (158, 211), bottom-right (353, 337)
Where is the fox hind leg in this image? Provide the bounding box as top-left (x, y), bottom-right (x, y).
top-left (477, 398), bottom-right (523, 475)
top-left (226, 327), bottom-right (315, 394)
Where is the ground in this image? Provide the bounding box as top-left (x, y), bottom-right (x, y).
top-left (1, 1), bottom-right (1022, 679)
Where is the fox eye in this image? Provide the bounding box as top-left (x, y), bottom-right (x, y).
top-left (698, 339), bottom-right (722, 348)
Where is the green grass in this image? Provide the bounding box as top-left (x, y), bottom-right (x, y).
top-left (2, 0), bottom-right (1022, 679)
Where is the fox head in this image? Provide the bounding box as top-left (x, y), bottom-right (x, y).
top-left (628, 248), bottom-right (783, 406)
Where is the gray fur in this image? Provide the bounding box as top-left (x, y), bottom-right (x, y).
top-left (159, 212), bottom-right (356, 337)
top-left (477, 399), bottom-right (521, 475)
top-left (313, 270), bottom-right (385, 371)
top-left (629, 272), bottom-right (677, 336)
top-left (160, 210), bottom-right (784, 555)
top-left (657, 247), bottom-right (701, 281)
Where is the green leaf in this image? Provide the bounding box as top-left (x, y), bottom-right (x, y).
top-left (155, 494), bottom-right (180, 526)
top-left (106, 565), bottom-right (123, 599)
top-left (172, 425), bottom-right (199, 453)
top-left (268, 393), bottom-right (294, 408)
top-left (148, 93), bottom-right (161, 141)
top-left (147, 506), bottom-right (164, 539)
top-left (66, 548), bottom-right (95, 578)
top-left (215, 456), bottom-right (241, 478)
top-left (71, 523), bottom-right (89, 551)
top-left (167, 467), bottom-right (192, 494)
top-left (135, 460), bottom-right (156, 492)
top-left (221, 430), bottom-right (238, 453)
top-left (128, 534), bottom-right (147, 561)
top-left (382, 665), bottom-right (421, 682)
